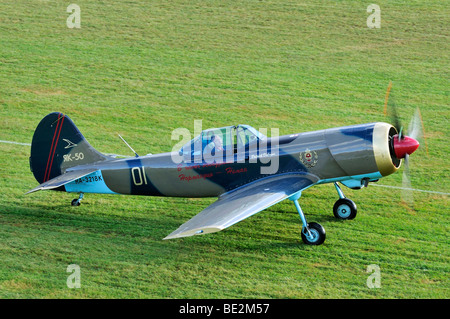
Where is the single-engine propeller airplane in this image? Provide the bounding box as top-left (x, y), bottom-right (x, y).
top-left (27, 106), bottom-right (423, 245)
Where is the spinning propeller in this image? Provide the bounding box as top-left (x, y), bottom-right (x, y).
top-left (383, 82), bottom-right (428, 207)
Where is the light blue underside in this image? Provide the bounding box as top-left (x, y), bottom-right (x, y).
top-left (317, 171), bottom-right (383, 185)
top-left (65, 170), bottom-right (117, 194)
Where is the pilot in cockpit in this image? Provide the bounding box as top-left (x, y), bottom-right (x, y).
top-left (204, 132), bottom-right (223, 156)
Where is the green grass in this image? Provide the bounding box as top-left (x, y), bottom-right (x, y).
top-left (0, 0), bottom-right (448, 298)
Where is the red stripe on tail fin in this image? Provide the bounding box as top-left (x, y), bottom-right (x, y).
top-left (45, 115), bottom-right (65, 182)
top-left (43, 113), bottom-right (62, 182)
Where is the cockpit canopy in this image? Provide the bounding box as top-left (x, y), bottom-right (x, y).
top-left (180, 124), bottom-right (266, 158)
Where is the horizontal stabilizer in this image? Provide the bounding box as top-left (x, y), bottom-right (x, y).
top-left (26, 168), bottom-right (98, 194)
top-left (164, 173), bottom-right (319, 240)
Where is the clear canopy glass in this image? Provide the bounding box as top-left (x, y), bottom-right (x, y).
top-left (180, 125), bottom-right (266, 159)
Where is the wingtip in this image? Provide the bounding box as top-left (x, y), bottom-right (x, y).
top-left (163, 230), bottom-right (203, 240)
top-left (25, 187), bottom-right (41, 195)
top-left (163, 226), bottom-right (223, 240)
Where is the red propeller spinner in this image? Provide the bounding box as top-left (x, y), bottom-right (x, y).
top-left (392, 135), bottom-right (419, 159)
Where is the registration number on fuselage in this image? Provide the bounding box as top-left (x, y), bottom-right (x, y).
top-left (74, 174), bottom-right (103, 184)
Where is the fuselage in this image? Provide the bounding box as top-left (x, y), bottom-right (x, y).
top-left (63, 122), bottom-right (400, 197)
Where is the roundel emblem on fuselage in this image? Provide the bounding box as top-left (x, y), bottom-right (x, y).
top-left (299, 148), bottom-right (318, 168)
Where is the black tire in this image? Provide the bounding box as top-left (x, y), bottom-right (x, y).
top-left (71, 199), bottom-right (80, 206)
top-left (301, 222), bottom-right (326, 245)
top-left (333, 198), bottom-right (357, 220)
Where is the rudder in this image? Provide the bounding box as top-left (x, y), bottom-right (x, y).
top-left (30, 112), bottom-right (108, 184)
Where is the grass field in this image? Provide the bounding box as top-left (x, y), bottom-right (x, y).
top-left (0, 0), bottom-right (448, 298)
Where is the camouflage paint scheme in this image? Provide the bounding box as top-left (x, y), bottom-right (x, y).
top-left (27, 112), bottom-right (403, 242)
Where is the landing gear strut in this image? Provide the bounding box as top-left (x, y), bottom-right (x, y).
top-left (333, 183), bottom-right (357, 220)
top-left (71, 193), bottom-right (84, 207)
top-left (290, 192), bottom-right (326, 245)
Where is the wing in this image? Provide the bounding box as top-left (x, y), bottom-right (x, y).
top-left (26, 168), bottom-right (98, 194)
top-left (164, 172), bottom-right (319, 239)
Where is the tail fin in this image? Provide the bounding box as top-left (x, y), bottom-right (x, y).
top-left (30, 112), bottom-right (109, 184)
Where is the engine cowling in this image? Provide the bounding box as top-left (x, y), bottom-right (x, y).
top-left (372, 122), bottom-right (409, 177)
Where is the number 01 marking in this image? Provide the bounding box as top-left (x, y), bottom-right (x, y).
top-left (131, 167), bottom-right (148, 186)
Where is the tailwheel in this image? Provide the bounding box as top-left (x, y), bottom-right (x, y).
top-left (333, 198), bottom-right (357, 220)
top-left (301, 222), bottom-right (326, 245)
top-left (71, 199), bottom-right (80, 206)
top-left (71, 193), bottom-right (84, 207)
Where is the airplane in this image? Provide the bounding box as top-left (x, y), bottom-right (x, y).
top-left (27, 111), bottom-right (421, 245)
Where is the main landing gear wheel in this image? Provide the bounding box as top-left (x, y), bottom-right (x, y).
top-left (301, 222), bottom-right (326, 245)
top-left (290, 196), bottom-right (326, 245)
top-left (333, 198), bottom-right (357, 220)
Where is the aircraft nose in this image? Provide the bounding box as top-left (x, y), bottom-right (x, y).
top-left (393, 135), bottom-right (420, 159)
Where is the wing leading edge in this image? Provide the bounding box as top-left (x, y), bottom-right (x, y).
top-left (164, 172), bottom-right (319, 240)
